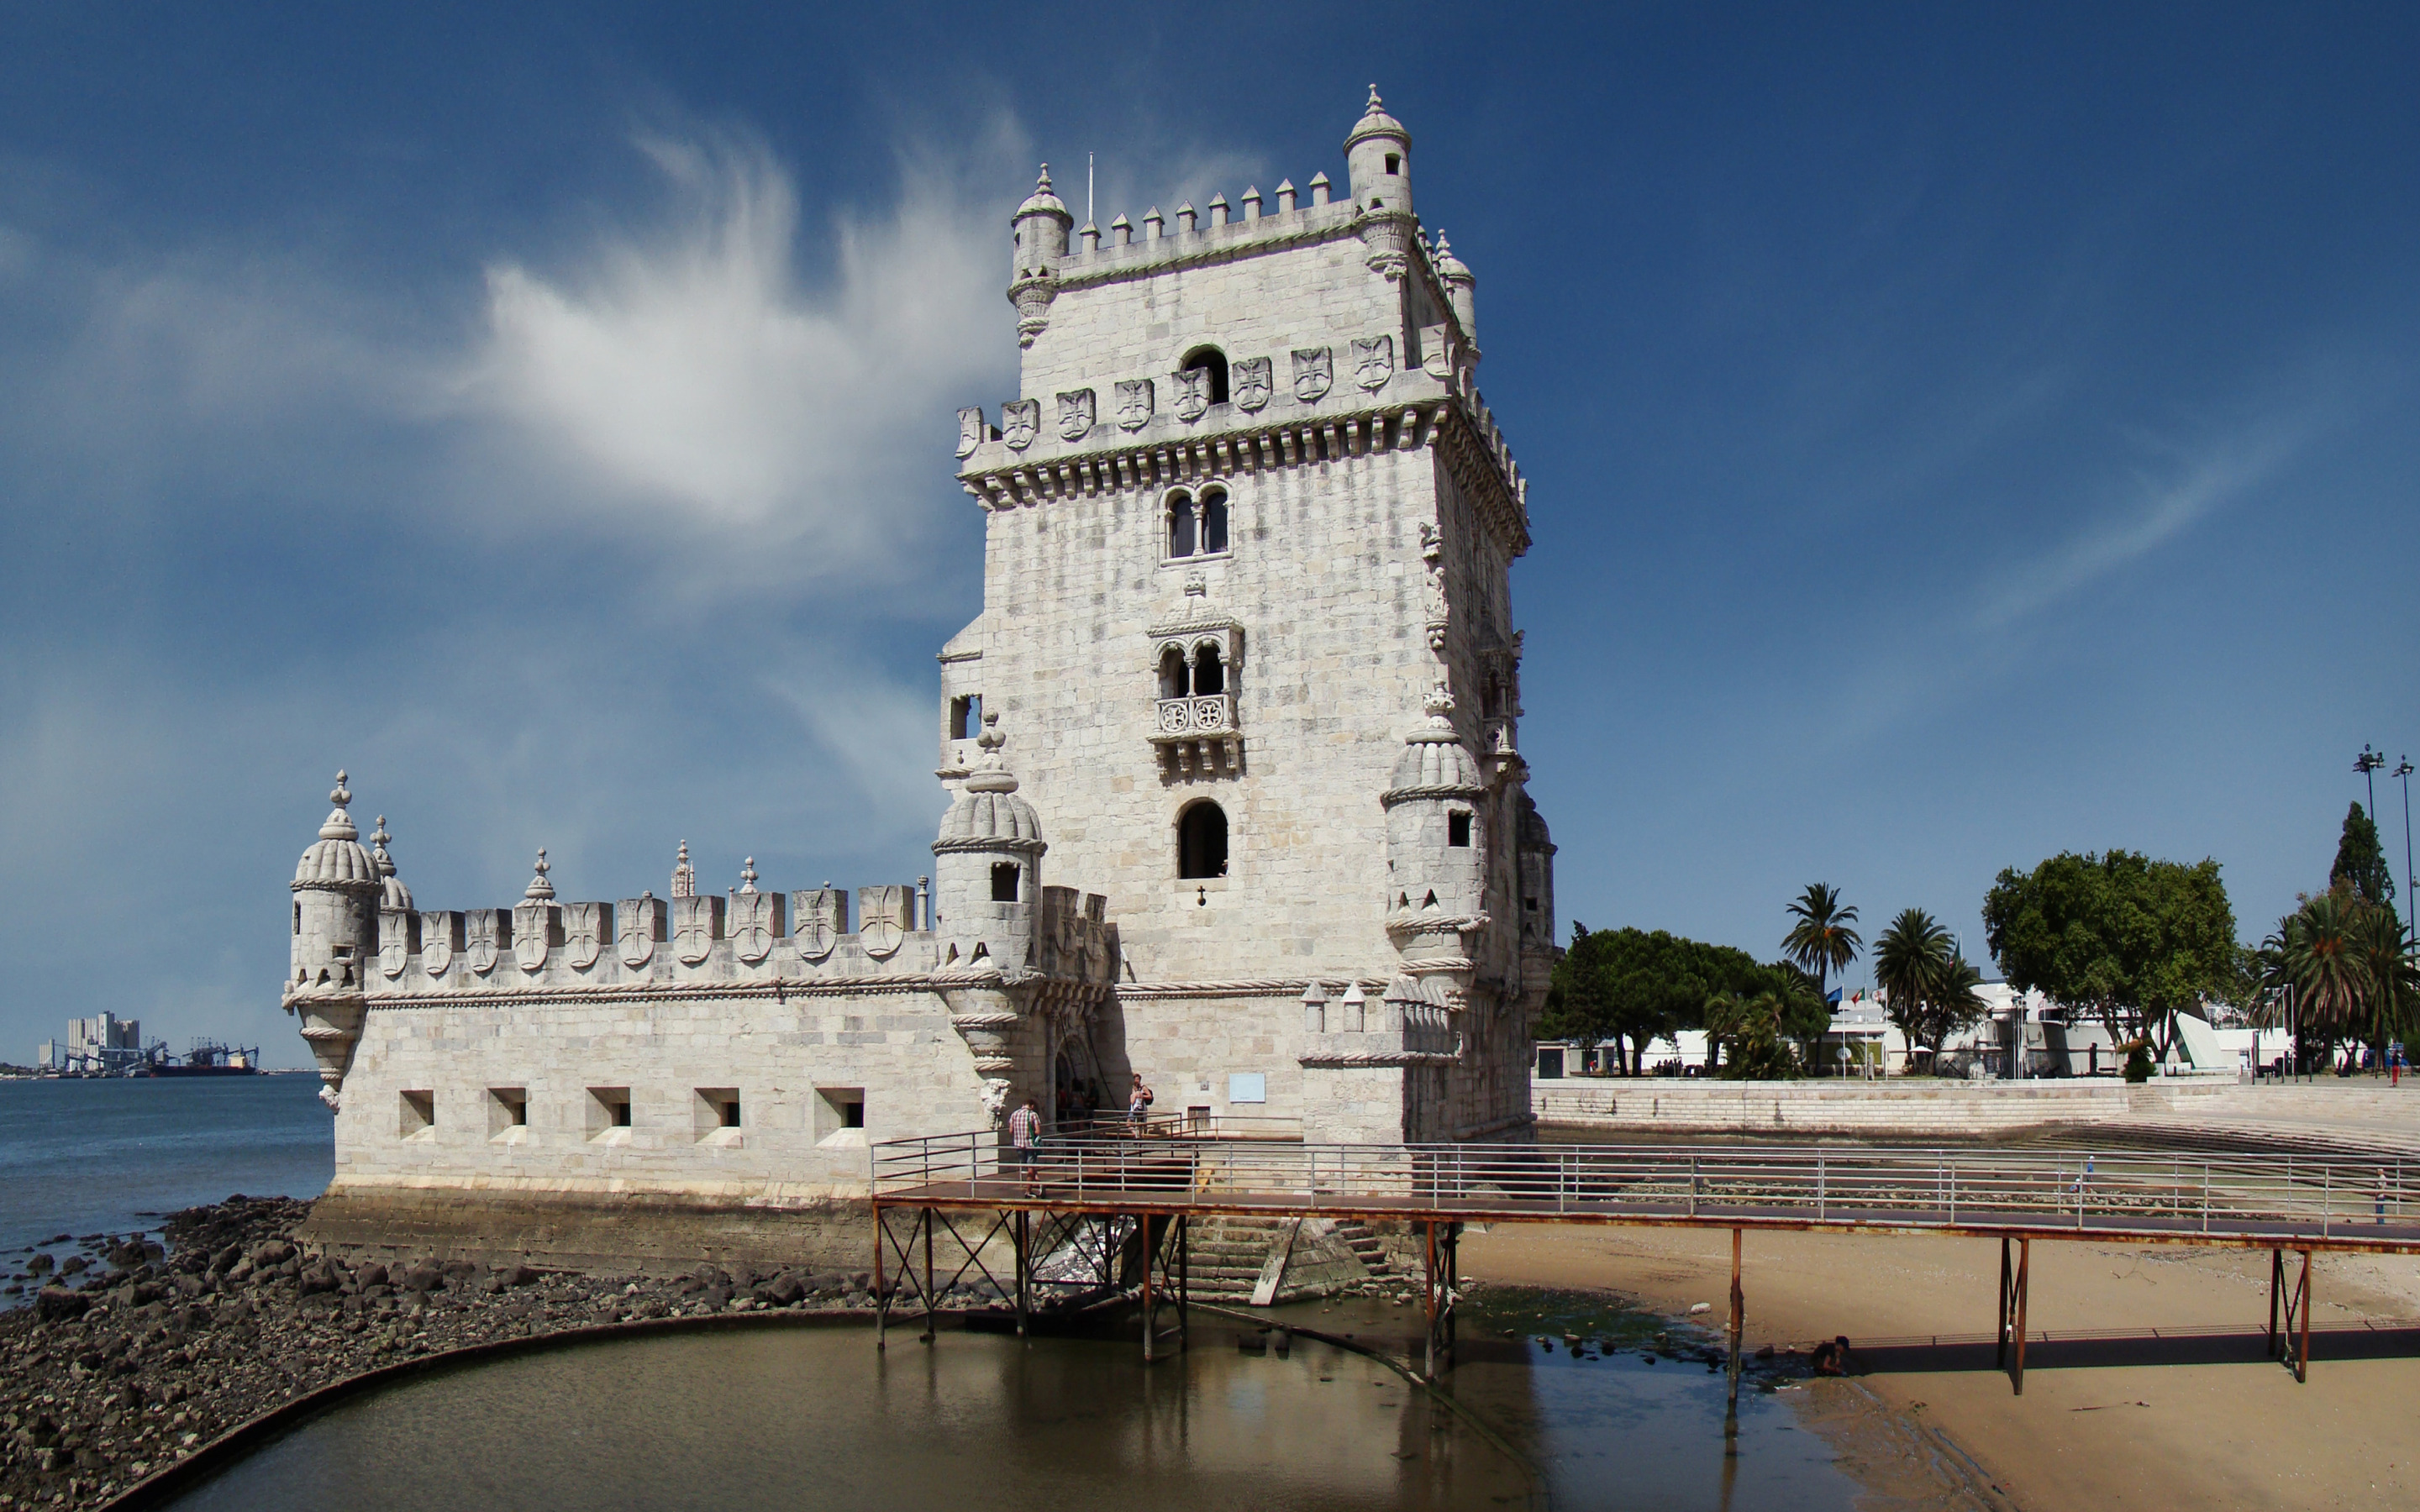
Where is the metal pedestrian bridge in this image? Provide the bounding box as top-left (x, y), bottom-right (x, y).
top-left (869, 1131), bottom-right (2420, 1391)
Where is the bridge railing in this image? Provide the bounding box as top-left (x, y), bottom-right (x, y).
top-left (871, 1133), bottom-right (2417, 1242)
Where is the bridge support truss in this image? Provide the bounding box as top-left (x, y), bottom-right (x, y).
top-left (2270, 1247), bottom-right (2313, 1383)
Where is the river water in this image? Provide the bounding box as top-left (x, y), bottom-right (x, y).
top-left (0, 1076), bottom-right (332, 1284)
top-left (7, 1080), bottom-right (1876, 1509)
top-left (167, 1308), bottom-right (1855, 1512)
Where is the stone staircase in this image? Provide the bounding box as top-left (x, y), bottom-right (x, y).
top-left (1176, 1215), bottom-right (1388, 1303)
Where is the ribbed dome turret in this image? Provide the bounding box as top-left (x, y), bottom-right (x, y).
top-left (936, 717), bottom-right (1045, 854)
top-left (371, 815), bottom-right (413, 911)
top-left (1385, 686), bottom-right (1484, 799)
top-left (295, 772), bottom-right (379, 887)
top-left (1013, 165), bottom-right (1071, 223)
top-left (1344, 84), bottom-right (1410, 150)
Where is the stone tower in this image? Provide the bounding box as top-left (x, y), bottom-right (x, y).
top-left (944, 87), bottom-right (1555, 1142)
top-left (285, 772), bottom-right (380, 1108)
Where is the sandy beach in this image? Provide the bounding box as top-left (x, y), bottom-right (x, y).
top-left (1464, 1221), bottom-right (2420, 1509)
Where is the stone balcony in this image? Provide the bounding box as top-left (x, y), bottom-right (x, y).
top-left (1151, 694), bottom-right (1242, 777)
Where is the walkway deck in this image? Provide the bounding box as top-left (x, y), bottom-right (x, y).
top-left (869, 1131), bottom-right (2420, 1391)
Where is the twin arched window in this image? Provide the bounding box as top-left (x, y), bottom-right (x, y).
top-left (1167, 486), bottom-right (1228, 559)
top-left (1159, 642), bottom-right (1226, 698)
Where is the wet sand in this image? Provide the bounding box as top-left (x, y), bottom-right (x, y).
top-left (1463, 1222), bottom-right (2420, 1509)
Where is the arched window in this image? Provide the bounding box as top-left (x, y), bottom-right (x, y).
top-left (1167, 491), bottom-right (1197, 559)
top-left (1180, 346), bottom-right (1229, 405)
top-left (1178, 802), bottom-right (1228, 879)
top-left (1159, 645), bottom-right (1189, 699)
top-left (1192, 643), bottom-right (1224, 696)
top-left (1199, 488), bottom-right (1228, 554)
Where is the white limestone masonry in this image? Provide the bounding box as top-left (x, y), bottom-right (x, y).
top-left (281, 89), bottom-right (1559, 1266)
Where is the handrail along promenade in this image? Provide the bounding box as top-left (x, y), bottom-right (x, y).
top-left (869, 1130), bottom-right (2420, 1390)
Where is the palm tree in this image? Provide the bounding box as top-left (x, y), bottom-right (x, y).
top-left (1874, 907), bottom-right (1954, 1065)
top-left (2349, 903), bottom-right (2417, 1061)
top-left (1782, 883), bottom-right (1864, 1007)
top-left (2279, 893), bottom-right (2370, 1057)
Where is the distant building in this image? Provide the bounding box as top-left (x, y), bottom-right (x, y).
top-left (62, 1011), bottom-right (145, 1074)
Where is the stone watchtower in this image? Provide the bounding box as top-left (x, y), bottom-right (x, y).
top-left (944, 88), bottom-right (1557, 1142)
top-left (284, 772), bottom-right (381, 1108)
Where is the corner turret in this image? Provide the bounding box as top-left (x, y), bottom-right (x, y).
top-left (932, 714), bottom-right (1044, 974)
top-left (1344, 84), bottom-right (1413, 216)
top-left (285, 771), bottom-right (379, 1109)
top-left (1008, 165), bottom-right (1074, 349)
top-left (1434, 234), bottom-right (1477, 350)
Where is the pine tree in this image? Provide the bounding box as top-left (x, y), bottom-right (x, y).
top-left (2332, 802), bottom-right (2396, 908)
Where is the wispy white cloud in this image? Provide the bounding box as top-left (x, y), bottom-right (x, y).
top-left (1971, 414), bottom-right (2316, 631)
top-left (458, 129), bottom-right (1008, 584)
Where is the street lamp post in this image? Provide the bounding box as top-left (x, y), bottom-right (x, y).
top-left (2357, 744), bottom-right (2385, 828)
top-left (2396, 757), bottom-right (2416, 948)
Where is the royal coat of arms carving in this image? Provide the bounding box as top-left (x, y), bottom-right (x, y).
top-left (1000, 399), bottom-right (1039, 451)
top-left (617, 897), bottom-right (661, 969)
top-left (420, 911), bottom-right (457, 976)
top-left (1292, 347), bottom-right (1333, 402)
top-left (955, 407), bottom-right (985, 458)
top-left (1353, 334), bottom-right (1394, 390)
top-left (378, 910), bottom-right (411, 979)
top-left (731, 891), bottom-right (782, 964)
top-left (565, 902), bottom-right (606, 970)
top-left (1172, 368), bottom-right (1209, 423)
top-left (466, 910), bottom-right (505, 975)
top-left (793, 890), bottom-right (840, 959)
top-left (1116, 378), bottom-right (1155, 431)
top-left (673, 896), bottom-right (720, 966)
top-left (513, 901), bottom-right (554, 973)
top-left (1232, 356), bottom-right (1272, 412)
top-left (1056, 389), bottom-right (1095, 440)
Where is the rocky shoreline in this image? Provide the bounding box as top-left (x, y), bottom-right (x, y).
top-left (0, 1194), bottom-right (902, 1511)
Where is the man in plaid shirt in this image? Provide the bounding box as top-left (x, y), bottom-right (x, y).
top-left (1007, 1098), bottom-right (1042, 1193)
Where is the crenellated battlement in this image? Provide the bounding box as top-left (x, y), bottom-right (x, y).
top-left (281, 84), bottom-right (1554, 1184)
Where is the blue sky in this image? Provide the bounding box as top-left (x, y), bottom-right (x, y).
top-left (3, 4), bottom-right (2415, 1065)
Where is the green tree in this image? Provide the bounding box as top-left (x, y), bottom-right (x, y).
top-left (2332, 802), bottom-right (2398, 914)
top-left (1873, 908), bottom-right (1981, 1065)
top-left (1981, 850), bottom-right (2236, 1053)
top-left (1781, 883), bottom-right (1862, 1006)
top-left (2349, 901), bottom-right (2417, 1061)
top-left (1705, 991), bottom-right (1797, 1079)
top-left (1541, 926), bottom-right (1819, 1077)
top-left (2276, 891), bottom-right (2368, 1054)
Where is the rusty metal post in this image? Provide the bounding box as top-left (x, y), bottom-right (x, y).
top-left (1177, 1214), bottom-right (1190, 1347)
top-left (1728, 1226), bottom-right (1744, 1413)
top-left (1996, 1236), bottom-right (2011, 1369)
top-left (2010, 1236), bottom-right (2031, 1395)
top-left (2296, 1248), bottom-right (2312, 1383)
top-left (921, 1207), bottom-right (937, 1344)
top-left (1424, 1220), bottom-right (1440, 1382)
top-left (874, 1201), bottom-right (889, 1351)
top-left (1141, 1215), bottom-right (1155, 1363)
top-left (2268, 1248), bottom-right (2282, 1357)
top-left (1014, 1208), bottom-right (1029, 1338)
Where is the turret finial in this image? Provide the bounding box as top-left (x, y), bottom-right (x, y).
top-left (1367, 83), bottom-right (1383, 110)
top-left (524, 848), bottom-right (555, 901)
top-left (739, 858), bottom-right (759, 895)
top-left (319, 770), bottom-right (359, 841)
top-left (671, 840), bottom-right (697, 899)
top-left (1037, 163), bottom-right (1051, 192)
top-left (371, 816), bottom-right (395, 876)
top-left (1423, 681), bottom-right (1456, 728)
top-left (965, 712), bottom-right (1021, 795)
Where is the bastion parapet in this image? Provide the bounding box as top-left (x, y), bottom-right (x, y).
top-left (281, 87), bottom-right (1560, 1270)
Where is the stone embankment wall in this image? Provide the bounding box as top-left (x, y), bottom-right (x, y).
top-left (1534, 1078), bottom-right (2420, 1149)
top-left (297, 1189), bottom-right (874, 1277)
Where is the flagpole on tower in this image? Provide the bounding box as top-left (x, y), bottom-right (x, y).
top-left (1087, 153), bottom-right (1094, 226)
